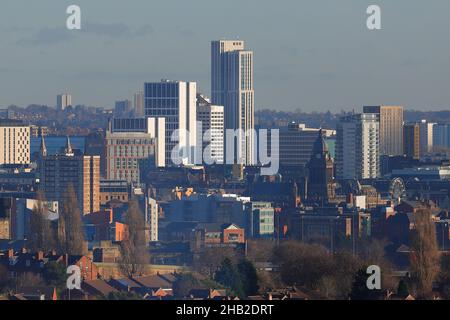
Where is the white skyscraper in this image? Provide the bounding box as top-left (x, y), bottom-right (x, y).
top-left (56, 94), bottom-right (72, 111)
top-left (363, 105), bottom-right (404, 156)
top-left (144, 80), bottom-right (197, 166)
top-left (211, 40), bottom-right (255, 165)
top-left (419, 120), bottom-right (435, 155)
top-left (197, 94), bottom-right (224, 164)
top-left (336, 113), bottom-right (380, 180)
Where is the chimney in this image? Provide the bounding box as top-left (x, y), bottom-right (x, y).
top-left (268, 293), bottom-right (273, 301)
top-left (36, 251), bottom-right (44, 261)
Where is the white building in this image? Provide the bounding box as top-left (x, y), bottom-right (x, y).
top-left (211, 40), bottom-right (255, 165)
top-left (144, 80), bottom-right (197, 166)
top-left (363, 106), bottom-right (403, 156)
top-left (196, 94), bottom-right (224, 164)
top-left (145, 195), bottom-right (159, 242)
top-left (336, 114), bottom-right (380, 180)
top-left (106, 117), bottom-right (165, 185)
top-left (419, 120), bottom-right (435, 155)
top-left (0, 120), bottom-right (30, 165)
top-left (56, 94), bottom-right (72, 111)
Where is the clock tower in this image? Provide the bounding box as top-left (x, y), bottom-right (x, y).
top-left (306, 130), bottom-right (335, 203)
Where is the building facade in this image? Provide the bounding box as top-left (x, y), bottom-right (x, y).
top-left (196, 94), bottom-right (224, 164)
top-left (419, 119), bottom-right (435, 155)
top-left (278, 122), bottom-right (322, 169)
top-left (39, 137), bottom-right (100, 215)
top-left (211, 40), bottom-right (254, 165)
top-left (145, 195), bottom-right (159, 242)
top-left (133, 91), bottom-right (144, 117)
top-left (307, 130), bottom-right (335, 203)
top-left (0, 120), bottom-right (30, 165)
top-left (106, 117), bottom-right (165, 185)
top-left (114, 100), bottom-right (133, 117)
top-left (403, 123), bottom-right (420, 160)
top-left (336, 113), bottom-right (380, 180)
top-left (364, 106), bottom-right (403, 156)
top-left (245, 202), bottom-right (274, 239)
top-left (433, 123), bottom-right (450, 150)
top-left (56, 94), bottom-right (72, 111)
top-left (144, 80), bottom-right (197, 166)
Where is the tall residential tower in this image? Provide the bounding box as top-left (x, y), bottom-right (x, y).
top-left (336, 113), bottom-right (380, 180)
top-left (363, 106), bottom-right (403, 156)
top-left (211, 40), bottom-right (255, 165)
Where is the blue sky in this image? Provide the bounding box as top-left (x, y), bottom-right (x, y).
top-left (0, 0), bottom-right (450, 111)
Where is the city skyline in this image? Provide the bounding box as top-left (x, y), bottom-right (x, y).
top-left (1, 0), bottom-right (450, 111)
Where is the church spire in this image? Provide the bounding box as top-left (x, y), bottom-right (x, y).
top-left (40, 135), bottom-right (47, 157)
top-left (65, 136), bottom-right (74, 156)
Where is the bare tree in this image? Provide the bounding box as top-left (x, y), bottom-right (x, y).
top-left (409, 209), bottom-right (440, 298)
top-left (119, 198), bottom-right (149, 278)
top-left (16, 272), bottom-right (45, 288)
top-left (28, 191), bottom-right (55, 252)
top-left (193, 247), bottom-right (237, 278)
top-left (246, 239), bottom-right (275, 263)
top-left (275, 241), bottom-right (335, 289)
top-left (57, 185), bottom-right (85, 255)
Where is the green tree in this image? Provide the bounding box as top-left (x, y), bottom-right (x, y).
top-left (350, 268), bottom-right (382, 300)
top-left (397, 280), bottom-right (409, 297)
top-left (119, 198), bottom-right (150, 278)
top-left (173, 273), bottom-right (201, 298)
top-left (43, 261), bottom-right (67, 291)
top-left (237, 259), bottom-right (259, 296)
top-left (58, 185), bottom-right (85, 255)
top-left (214, 258), bottom-right (244, 298)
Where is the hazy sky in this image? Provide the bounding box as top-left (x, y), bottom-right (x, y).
top-left (1, 0), bottom-right (450, 111)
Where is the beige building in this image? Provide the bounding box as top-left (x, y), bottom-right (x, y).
top-left (0, 120), bottom-right (30, 165)
top-left (57, 93), bottom-right (72, 111)
top-left (419, 119), bottom-right (435, 155)
top-left (364, 106), bottom-right (404, 156)
top-left (106, 117), bottom-right (165, 185)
